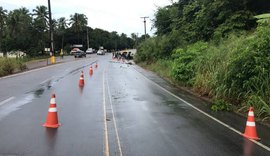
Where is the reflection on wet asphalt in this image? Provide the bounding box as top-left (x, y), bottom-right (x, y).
top-left (0, 55), bottom-right (269, 155)
top-left (105, 58), bottom-right (270, 156)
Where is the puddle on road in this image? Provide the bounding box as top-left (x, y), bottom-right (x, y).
top-left (34, 88), bottom-right (45, 98)
top-left (133, 97), bottom-right (144, 102)
top-left (0, 94), bottom-right (35, 121)
top-left (163, 100), bottom-right (190, 114)
top-left (0, 82), bottom-right (52, 121)
top-left (166, 100), bottom-right (180, 107)
top-left (0, 61), bottom-right (99, 121)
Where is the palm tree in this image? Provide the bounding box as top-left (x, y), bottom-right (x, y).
top-left (8, 10), bottom-right (21, 37)
top-left (6, 7), bottom-right (32, 52)
top-left (32, 5), bottom-right (49, 31)
top-left (32, 6), bottom-right (48, 18)
top-left (57, 17), bottom-right (68, 49)
top-left (0, 7), bottom-right (7, 52)
top-left (8, 7), bottom-right (31, 37)
top-left (32, 6), bottom-right (49, 54)
top-left (69, 13), bottom-right (88, 43)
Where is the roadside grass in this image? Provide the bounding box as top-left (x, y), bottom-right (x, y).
top-left (138, 59), bottom-right (173, 80)
top-left (0, 55), bottom-right (53, 77)
top-left (0, 57), bottom-right (28, 77)
top-left (136, 28), bottom-right (270, 124)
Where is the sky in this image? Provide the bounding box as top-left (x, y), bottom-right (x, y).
top-left (0, 0), bottom-right (173, 36)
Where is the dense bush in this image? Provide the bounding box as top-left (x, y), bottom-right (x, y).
top-left (135, 0), bottom-right (270, 117)
top-left (225, 26), bottom-right (270, 99)
top-left (0, 58), bottom-right (16, 76)
top-left (171, 42), bottom-right (208, 85)
top-left (135, 34), bottom-right (180, 63)
top-left (0, 58), bottom-right (27, 77)
top-left (211, 99), bottom-right (233, 112)
top-left (137, 24), bottom-right (270, 118)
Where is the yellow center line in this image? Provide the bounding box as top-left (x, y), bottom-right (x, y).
top-left (103, 69), bottom-right (110, 156)
top-left (106, 75), bottom-right (123, 156)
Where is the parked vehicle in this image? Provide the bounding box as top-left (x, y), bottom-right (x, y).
top-left (74, 50), bottom-right (86, 58)
top-left (70, 48), bottom-right (80, 55)
top-left (86, 48), bottom-right (93, 54)
top-left (97, 49), bottom-right (105, 55)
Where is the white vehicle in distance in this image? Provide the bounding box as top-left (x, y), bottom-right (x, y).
top-left (70, 48), bottom-right (81, 55)
top-left (97, 49), bottom-right (105, 55)
top-left (86, 48), bottom-right (93, 54)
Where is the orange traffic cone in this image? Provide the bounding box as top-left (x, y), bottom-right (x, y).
top-left (79, 71), bottom-right (84, 87)
top-left (243, 107), bottom-right (260, 140)
top-left (95, 62), bottom-right (98, 68)
top-left (43, 94), bottom-right (60, 128)
top-left (89, 66), bottom-right (93, 75)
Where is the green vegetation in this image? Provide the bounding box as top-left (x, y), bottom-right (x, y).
top-left (211, 99), bottom-right (233, 112)
top-left (0, 58), bottom-right (27, 76)
top-left (0, 6), bottom-right (138, 57)
top-left (135, 0), bottom-right (270, 120)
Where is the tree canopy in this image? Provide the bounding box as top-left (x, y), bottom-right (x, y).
top-left (154, 0), bottom-right (270, 43)
top-left (0, 6), bottom-right (136, 56)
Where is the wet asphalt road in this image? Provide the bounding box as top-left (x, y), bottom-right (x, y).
top-left (0, 54), bottom-right (270, 156)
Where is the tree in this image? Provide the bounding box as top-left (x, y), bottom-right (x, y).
top-left (154, 5), bottom-right (177, 35)
top-left (6, 7), bottom-right (32, 51)
top-left (0, 7), bottom-right (7, 53)
top-left (69, 13), bottom-right (88, 43)
top-left (56, 17), bottom-right (68, 49)
top-left (1, 6), bottom-right (133, 56)
top-left (31, 6), bottom-right (49, 54)
top-left (32, 5), bottom-right (48, 32)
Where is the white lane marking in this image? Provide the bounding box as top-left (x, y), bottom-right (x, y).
top-left (40, 77), bottom-right (52, 85)
top-left (106, 76), bottom-right (123, 156)
top-left (103, 69), bottom-right (110, 156)
top-left (0, 97), bottom-right (15, 106)
top-left (133, 67), bottom-right (270, 152)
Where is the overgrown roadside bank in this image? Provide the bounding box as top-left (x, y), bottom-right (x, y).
top-left (134, 0), bottom-right (270, 126)
top-left (135, 26), bottom-right (270, 126)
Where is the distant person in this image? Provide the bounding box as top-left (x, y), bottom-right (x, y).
top-left (127, 52), bottom-right (131, 60)
top-left (60, 50), bottom-right (64, 59)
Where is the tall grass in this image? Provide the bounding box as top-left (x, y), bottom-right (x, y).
top-left (0, 58), bottom-right (27, 77)
top-left (139, 59), bottom-right (173, 79)
top-left (136, 24), bottom-right (270, 120)
top-left (193, 27), bottom-right (270, 118)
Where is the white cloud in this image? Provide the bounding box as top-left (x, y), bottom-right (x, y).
top-left (0, 0), bottom-right (173, 36)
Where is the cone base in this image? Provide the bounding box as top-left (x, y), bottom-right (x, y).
top-left (43, 123), bottom-right (61, 128)
top-left (242, 133), bottom-right (260, 141)
top-left (79, 84), bottom-right (84, 87)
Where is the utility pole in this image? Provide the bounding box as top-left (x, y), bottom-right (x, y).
top-left (141, 16), bottom-right (149, 40)
top-left (87, 28), bottom-right (89, 49)
top-left (48, 0), bottom-right (54, 55)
